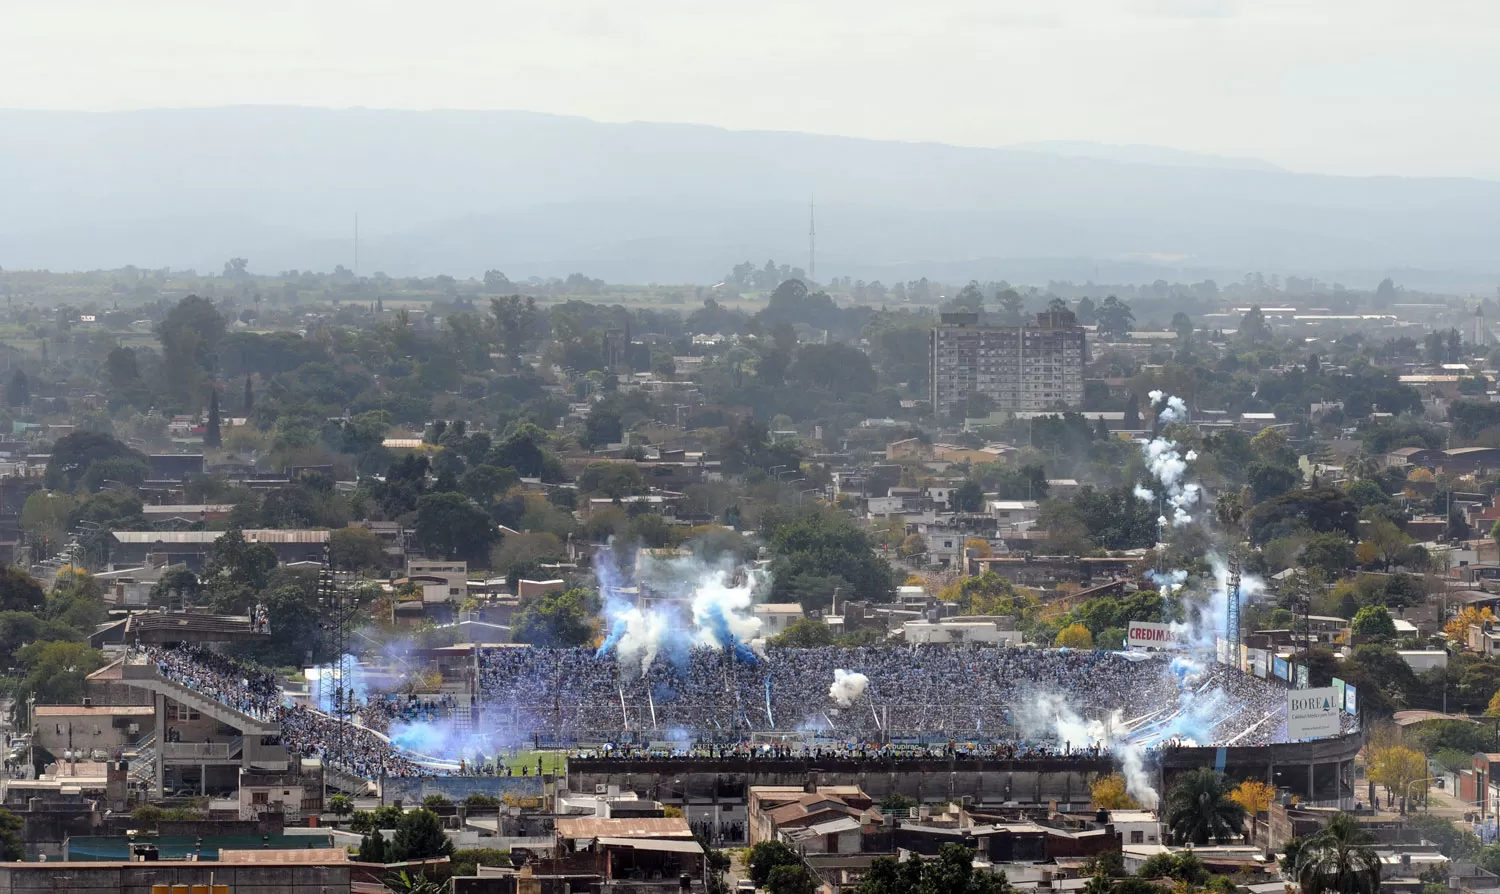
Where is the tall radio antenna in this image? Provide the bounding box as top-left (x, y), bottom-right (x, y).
top-left (808, 198), bottom-right (816, 284)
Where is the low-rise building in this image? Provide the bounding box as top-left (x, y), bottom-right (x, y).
top-left (904, 617), bottom-right (1022, 646)
top-left (754, 604), bottom-right (805, 638)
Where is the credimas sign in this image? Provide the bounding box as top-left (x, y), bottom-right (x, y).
top-left (1287, 687), bottom-right (1341, 739)
top-left (1126, 622), bottom-right (1177, 650)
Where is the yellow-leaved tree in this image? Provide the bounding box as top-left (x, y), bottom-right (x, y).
top-left (1055, 623), bottom-right (1094, 649)
top-left (1228, 779), bottom-right (1276, 843)
top-left (1229, 779), bottom-right (1276, 815)
top-left (965, 537), bottom-right (993, 559)
top-left (1091, 773), bottom-right (1140, 810)
top-left (1367, 744), bottom-right (1429, 806)
top-left (1447, 606), bottom-right (1495, 642)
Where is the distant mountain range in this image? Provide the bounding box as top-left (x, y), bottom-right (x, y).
top-left (1, 106), bottom-right (1498, 288)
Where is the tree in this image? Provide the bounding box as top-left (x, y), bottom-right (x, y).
top-left (1091, 774), bottom-right (1140, 810)
top-left (576, 462), bottom-right (647, 498)
top-left (0, 809), bottom-right (22, 861)
top-left (1237, 306), bottom-right (1273, 345)
top-left (769, 618), bottom-right (836, 648)
top-left (1171, 312), bottom-right (1194, 343)
top-left (940, 572), bottom-right (1031, 616)
top-left (1247, 462), bottom-right (1298, 501)
top-left (512, 588), bottom-right (599, 647)
top-left (15, 641), bottom-right (106, 718)
top-left (1302, 532), bottom-right (1356, 576)
top-left (5, 369), bottom-right (27, 408)
top-left (461, 464), bottom-right (519, 505)
top-left (854, 844), bottom-right (1011, 894)
top-left (1094, 296), bottom-right (1134, 339)
top-left (766, 506), bottom-right (895, 609)
top-left (243, 374), bottom-right (254, 413)
top-left (204, 389), bottom-right (222, 447)
top-left (1359, 518), bottom-right (1413, 571)
top-left (491, 295), bottom-right (538, 364)
top-left (1123, 393), bottom-right (1142, 429)
top-left (580, 407), bottom-right (624, 450)
top-left (1367, 744), bottom-right (1428, 811)
top-left (1350, 605), bottom-right (1397, 639)
top-left (1448, 606), bottom-right (1496, 643)
top-left (45, 431), bottom-right (148, 492)
top-left (414, 492), bottom-right (497, 563)
top-left (158, 295), bottom-right (226, 407)
top-left (1295, 812), bottom-right (1382, 894)
top-left (20, 492), bottom-right (75, 551)
top-left (329, 794), bottom-right (354, 818)
top-left (200, 529), bottom-right (279, 612)
top-left (788, 342), bottom-right (878, 398)
top-left (149, 567), bottom-right (200, 609)
top-left (898, 533), bottom-right (926, 558)
top-left (1371, 277), bottom-right (1397, 305)
top-left (359, 829), bottom-right (387, 862)
top-left (330, 526), bottom-right (384, 572)
top-left (1164, 769), bottom-right (1246, 846)
top-left (767, 865), bottom-right (816, 894)
top-left (1055, 623), bottom-right (1094, 649)
top-left (748, 841), bottom-right (802, 888)
top-left (1229, 780), bottom-right (1275, 842)
top-left (1247, 488), bottom-right (1359, 545)
top-left (0, 573), bottom-right (44, 615)
top-left (952, 481), bottom-right (984, 512)
top-left (390, 809), bottom-right (453, 862)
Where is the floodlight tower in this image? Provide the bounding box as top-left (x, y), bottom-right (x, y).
top-left (1225, 553), bottom-right (1242, 658)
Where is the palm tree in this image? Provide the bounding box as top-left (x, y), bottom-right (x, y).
top-left (1165, 768), bottom-right (1247, 846)
top-left (1295, 813), bottom-right (1381, 894)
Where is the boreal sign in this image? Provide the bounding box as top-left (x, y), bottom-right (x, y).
top-left (1287, 686), bottom-right (1340, 739)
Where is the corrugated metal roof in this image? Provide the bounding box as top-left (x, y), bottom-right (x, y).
top-left (112, 529), bottom-right (330, 544)
top-left (594, 837), bottom-right (703, 854)
top-left (555, 817), bottom-right (693, 840)
top-left (34, 705), bottom-right (153, 716)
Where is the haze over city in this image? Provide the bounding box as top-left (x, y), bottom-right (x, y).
top-left (0, 3), bottom-right (1489, 893)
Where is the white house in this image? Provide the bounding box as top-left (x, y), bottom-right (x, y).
top-left (754, 603), bottom-right (805, 637)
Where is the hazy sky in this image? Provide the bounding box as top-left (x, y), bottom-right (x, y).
top-left (5, 0), bottom-right (1497, 179)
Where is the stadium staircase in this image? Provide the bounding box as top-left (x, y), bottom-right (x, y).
top-left (118, 662), bottom-right (281, 738)
top-left (323, 763), bottom-right (375, 795)
top-left (124, 731), bottom-right (156, 787)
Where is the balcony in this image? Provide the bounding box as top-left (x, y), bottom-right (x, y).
top-left (161, 741), bottom-right (236, 762)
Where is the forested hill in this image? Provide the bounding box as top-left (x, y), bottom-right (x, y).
top-left (4, 106), bottom-right (1500, 285)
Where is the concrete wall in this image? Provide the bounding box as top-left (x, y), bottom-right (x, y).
top-left (381, 775), bottom-right (545, 805)
top-left (0, 863), bottom-right (352, 894)
top-left (568, 757), bottom-right (1114, 810)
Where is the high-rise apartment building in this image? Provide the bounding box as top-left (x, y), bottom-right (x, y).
top-left (930, 310), bottom-right (1086, 417)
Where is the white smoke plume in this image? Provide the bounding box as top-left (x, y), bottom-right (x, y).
top-left (1135, 390), bottom-right (1200, 527)
top-left (1014, 692), bottom-right (1160, 807)
top-left (597, 544), bottom-right (764, 675)
top-left (828, 669), bottom-right (870, 708)
top-left (1148, 569), bottom-right (1188, 597)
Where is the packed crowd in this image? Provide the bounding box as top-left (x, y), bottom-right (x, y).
top-left (276, 703), bottom-right (429, 778)
top-left (478, 645), bottom-right (1304, 746)
top-left (361, 693), bottom-right (460, 734)
top-left (133, 644), bottom-right (281, 721)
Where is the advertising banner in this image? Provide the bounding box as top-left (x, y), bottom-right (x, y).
top-left (1127, 622), bottom-right (1176, 650)
top-left (1288, 687), bottom-right (1341, 739)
